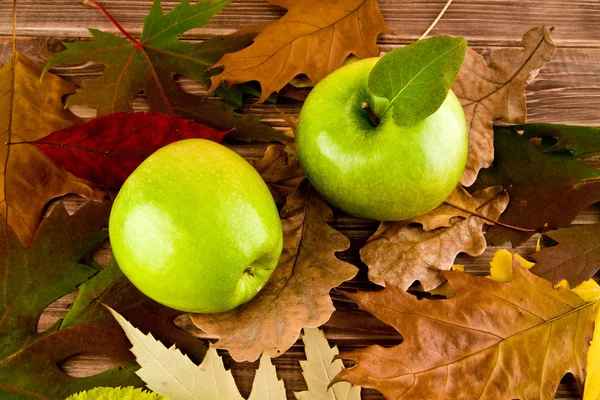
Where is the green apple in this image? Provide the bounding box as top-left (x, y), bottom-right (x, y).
top-left (109, 139), bottom-right (283, 313)
top-left (296, 57), bottom-right (468, 221)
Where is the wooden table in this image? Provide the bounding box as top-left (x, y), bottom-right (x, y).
top-left (2, 0), bottom-right (600, 399)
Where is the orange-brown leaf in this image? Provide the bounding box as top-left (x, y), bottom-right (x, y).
top-left (360, 186), bottom-right (508, 290)
top-left (209, 0), bottom-right (390, 102)
top-left (454, 26), bottom-right (556, 186)
top-left (191, 180), bottom-right (357, 361)
top-left (334, 260), bottom-right (597, 399)
top-left (251, 145), bottom-right (305, 207)
top-left (0, 52), bottom-right (104, 247)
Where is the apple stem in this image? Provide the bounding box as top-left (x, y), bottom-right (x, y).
top-left (361, 101), bottom-right (380, 126)
top-left (443, 200), bottom-right (537, 233)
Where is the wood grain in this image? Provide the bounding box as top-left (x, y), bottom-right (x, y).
top-left (3, 0), bottom-right (600, 398)
top-left (1, 0), bottom-right (600, 46)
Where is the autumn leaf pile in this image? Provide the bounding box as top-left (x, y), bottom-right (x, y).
top-left (2, 0), bottom-right (600, 399)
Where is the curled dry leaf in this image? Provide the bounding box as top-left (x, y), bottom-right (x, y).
top-left (0, 52), bottom-right (104, 247)
top-left (209, 0), bottom-right (390, 102)
top-left (412, 185), bottom-right (475, 230)
top-left (360, 186), bottom-right (508, 291)
top-left (192, 180), bottom-right (358, 362)
top-left (531, 224), bottom-right (600, 287)
top-left (251, 145), bottom-right (305, 207)
top-left (334, 258), bottom-right (599, 399)
top-left (454, 26), bottom-right (556, 186)
top-left (476, 127), bottom-right (600, 247)
top-left (32, 112), bottom-right (228, 189)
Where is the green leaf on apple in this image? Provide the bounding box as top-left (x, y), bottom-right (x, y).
top-left (368, 35), bottom-right (467, 127)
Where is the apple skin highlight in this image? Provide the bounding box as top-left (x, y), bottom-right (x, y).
top-left (296, 57), bottom-right (468, 221)
top-left (109, 139), bottom-right (283, 313)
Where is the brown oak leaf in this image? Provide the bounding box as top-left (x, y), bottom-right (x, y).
top-left (412, 185), bottom-right (475, 231)
top-left (531, 223), bottom-right (600, 287)
top-left (0, 52), bottom-right (104, 247)
top-left (251, 145), bottom-right (305, 207)
top-left (334, 260), bottom-right (597, 399)
top-left (209, 0), bottom-right (390, 102)
top-left (454, 26), bottom-right (556, 186)
top-left (191, 180), bottom-right (358, 362)
top-left (360, 186), bottom-right (508, 290)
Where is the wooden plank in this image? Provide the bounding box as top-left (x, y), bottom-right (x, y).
top-left (1, 37), bottom-right (600, 127)
top-left (1, 0), bottom-right (600, 46)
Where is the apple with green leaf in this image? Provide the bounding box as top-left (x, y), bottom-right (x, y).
top-left (109, 139), bottom-right (283, 313)
top-left (296, 36), bottom-right (468, 221)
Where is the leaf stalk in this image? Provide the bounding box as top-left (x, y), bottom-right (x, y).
top-left (443, 199), bottom-right (536, 233)
top-left (418, 0), bottom-right (454, 40)
top-left (83, 0), bottom-right (139, 44)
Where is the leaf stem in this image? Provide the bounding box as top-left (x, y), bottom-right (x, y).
top-left (361, 101), bottom-right (380, 127)
top-left (443, 199), bottom-right (537, 233)
top-left (418, 0), bottom-right (454, 40)
top-left (83, 0), bottom-right (139, 44)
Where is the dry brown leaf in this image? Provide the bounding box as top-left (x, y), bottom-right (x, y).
top-left (360, 186), bottom-right (508, 290)
top-left (191, 180), bottom-right (358, 362)
top-left (453, 26), bottom-right (556, 186)
top-left (333, 259), bottom-right (598, 400)
top-left (252, 145), bottom-right (305, 207)
top-left (0, 52), bottom-right (104, 247)
top-left (412, 185), bottom-right (475, 230)
top-left (209, 0), bottom-right (390, 102)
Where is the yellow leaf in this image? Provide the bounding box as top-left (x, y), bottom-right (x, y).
top-left (488, 248), bottom-right (534, 283)
top-left (584, 303), bottom-right (600, 400)
top-left (248, 353), bottom-right (287, 400)
top-left (108, 306), bottom-right (286, 400)
top-left (295, 328), bottom-right (361, 400)
top-left (107, 306), bottom-right (244, 400)
top-left (486, 249), bottom-right (600, 399)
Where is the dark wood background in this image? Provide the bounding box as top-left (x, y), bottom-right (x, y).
top-left (1, 0), bottom-right (600, 398)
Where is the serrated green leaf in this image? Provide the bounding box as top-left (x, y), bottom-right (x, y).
top-left (66, 387), bottom-right (167, 400)
top-left (368, 35), bottom-right (466, 127)
top-left (294, 328), bottom-right (361, 400)
top-left (43, 0), bottom-right (248, 113)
